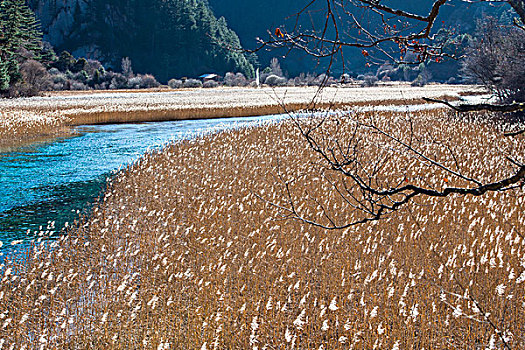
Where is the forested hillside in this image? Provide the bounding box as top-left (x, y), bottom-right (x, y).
top-left (29, 0), bottom-right (255, 81)
top-left (25, 0), bottom-right (517, 79)
top-left (208, 0), bottom-right (511, 75)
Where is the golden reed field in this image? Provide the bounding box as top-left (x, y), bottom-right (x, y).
top-left (0, 85), bottom-right (474, 150)
top-left (0, 106), bottom-right (524, 348)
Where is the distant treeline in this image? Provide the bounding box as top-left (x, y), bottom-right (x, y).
top-left (2, 0), bottom-right (522, 99)
top-left (1, 0), bottom-right (257, 96)
top-left (30, 0), bottom-right (256, 82)
top-left (208, 0), bottom-right (513, 76)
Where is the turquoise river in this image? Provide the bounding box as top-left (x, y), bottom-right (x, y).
top-left (0, 115), bottom-right (284, 256)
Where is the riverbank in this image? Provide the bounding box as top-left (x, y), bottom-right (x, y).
top-left (0, 84), bottom-right (478, 150)
top-left (0, 115), bottom-right (287, 246)
top-left (1, 107), bottom-right (523, 348)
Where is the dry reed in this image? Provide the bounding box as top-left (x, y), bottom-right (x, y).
top-left (0, 85), bottom-right (475, 149)
top-left (0, 107), bottom-right (523, 349)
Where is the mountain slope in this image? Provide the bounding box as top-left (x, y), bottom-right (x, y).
top-left (29, 0), bottom-right (254, 81)
top-left (208, 0), bottom-right (512, 75)
top-left (29, 0), bottom-right (515, 79)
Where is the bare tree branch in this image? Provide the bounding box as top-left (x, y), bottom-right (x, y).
top-left (423, 97), bottom-right (525, 113)
top-left (505, 128), bottom-right (525, 137)
top-left (507, 0), bottom-right (525, 22)
top-left (248, 0), bottom-right (458, 65)
top-left (261, 111), bottom-right (525, 231)
top-left (252, 1), bottom-right (525, 230)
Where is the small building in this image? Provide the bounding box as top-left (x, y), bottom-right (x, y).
top-left (199, 73), bottom-right (219, 82)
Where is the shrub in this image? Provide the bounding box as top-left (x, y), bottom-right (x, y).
top-left (411, 75), bottom-right (426, 87)
top-left (52, 72), bottom-right (67, 83)
top-left (203, 80), bottom-right (219, 88)
top-left (462, 17), bottom-right (525, 103)
top-left (73, 70), bottom-right (89, 84)
top-left (109, 73), bottom-right (129, 89)
top-left (224, 72), bottom-right (247, 87)
top-left (327, 76), bottom-right (337, 85)
top-left (376, 63), bottom-right (395, 80)
top-left (139, 74), bottom-right (160, 88)
top-left (293, 73), bottom-right (307, 87)
top-left (168, 79), bottom-right (183, 89)
top-left (54, 51), bottom-right (76, 72)
top-left (340, 73), bottom-right (351, 84)
top-left (85, 60), bottom-right (104, 76)
top-left (380, 66), bottom-right (404, 81)
top-left (72, 58), bottom-right (88, 73)
top-left (293, 77), bottom-right (305, 87)
top-left (224, 72), bottom-right (236, 86)
top-left (411, 69), bottom-right (431, 87)
top-left (264, 74), bottom-right (287, 86)
top-left (48, 68), bottom-right (60, 76)
top-left (307, 74), bottom-right (322, 86)
top-left (315, 73), bottom-right (328, 86)
top-left (183, 79), bottom-right (203, 88)
top-left (259, 67), bottom-right (273, 84)
top-left (51, 73), bottom-right (68, 90)
top-left (70, 80), bottom-right (88, 90)
top-left (12, 59), bottom-right (51, 96)
top-left (89, 69), bottom-right (105, 87)
top-left (361, 75), bottom-right (378, 87)
top-left (127, 76), bottom-right (143, 89)
top-left (402, 64), bottom-right (418, 82)
top-left (304, 73), bottom-right (317, 86)
top-left (234, 73), bottom-right (247, 86)
top-left (308, 74), bottom-right (335, 86)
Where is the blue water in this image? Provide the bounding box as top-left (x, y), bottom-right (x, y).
top-left (0, 115), bottom-right (285, 253)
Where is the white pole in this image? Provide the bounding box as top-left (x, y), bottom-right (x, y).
top-left (256, 68), bottom-right (260, 88)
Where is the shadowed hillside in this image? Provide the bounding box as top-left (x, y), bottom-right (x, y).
top-left (29, 0), bottom-right (255, 81)
top-left (208, 0), bottom-right (512, 75)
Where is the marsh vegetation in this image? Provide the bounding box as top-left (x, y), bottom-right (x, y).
top-left (0, 85), bottom-right (474, 149)
top-left (0, 107), bottom-right (523, 348)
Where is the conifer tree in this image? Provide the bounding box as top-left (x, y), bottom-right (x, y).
top-left (76, 0), bottom-right (254, 81)
top-left (0, 0), bottom-right (42, 88)
top-left (17, 0), bottom-right (41, 55)
top-left (0, 56), bottom-right (9, 90)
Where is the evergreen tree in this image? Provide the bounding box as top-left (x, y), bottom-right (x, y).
top-left (17, 0), bottom-right (41, 55)
top-left (0, 56), bottom-right (9, 90)
top-left (72, 0), bottom-right (254, 81)
top-left (0, 0), bottom-right (42, 88)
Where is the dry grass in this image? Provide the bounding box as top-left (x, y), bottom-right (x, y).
top-left (0, 85), bottom-right (475, 149)
top-left (0, 109), bottom-right (71, 150)
top-left (1, 108), bottom-right (524, 349)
